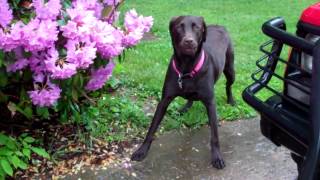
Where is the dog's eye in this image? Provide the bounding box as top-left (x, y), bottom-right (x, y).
top-left (176, 23), bottom-right (184, 30)
top-left (192, 23), bottom-right (200, 30)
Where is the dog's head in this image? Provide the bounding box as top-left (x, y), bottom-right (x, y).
top-left (169, 16), bottom-right (207, 57)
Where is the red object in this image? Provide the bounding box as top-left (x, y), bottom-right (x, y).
top-left (300, 2), bottom-right (320, 26)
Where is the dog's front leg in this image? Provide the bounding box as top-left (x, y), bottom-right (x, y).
top-left (131, 96), bottom-right (174, 161)
top-left (202, 98), bottom-right (225, 169)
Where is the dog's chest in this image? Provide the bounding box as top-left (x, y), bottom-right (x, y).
top-left (178, 78), bottom-right (202, 99)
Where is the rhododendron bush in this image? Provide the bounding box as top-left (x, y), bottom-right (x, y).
top-left (0, 0), bottom-right (153, 120)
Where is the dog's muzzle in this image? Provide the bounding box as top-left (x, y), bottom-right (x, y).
top-left (180, 37), bottom-right (198, 55)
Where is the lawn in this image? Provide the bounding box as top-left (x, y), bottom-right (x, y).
top-left (107, 0), bottom-right (317, 132)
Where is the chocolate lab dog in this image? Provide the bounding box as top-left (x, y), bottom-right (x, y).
top-left (131, 16), bottom-right (235, 169)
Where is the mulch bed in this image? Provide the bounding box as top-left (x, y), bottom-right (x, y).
top-left (1, 120), bottom-right (139, 180)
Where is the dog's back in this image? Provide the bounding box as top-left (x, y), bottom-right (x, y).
top-left (203, 25), bottom-right (233, 82)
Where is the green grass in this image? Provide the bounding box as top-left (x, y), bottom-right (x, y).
top-left (108, 0), bottom-right (317, 134)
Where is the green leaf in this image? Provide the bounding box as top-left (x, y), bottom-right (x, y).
top-left (62, 0), bottom-right (72, 8)
top-left (22, 149), bottom-right (31, 159)
top-left (0, 147), bottom-right (12, 156)
top-left (14, 151), bottom-right (23, 157)
top-left (17, 161), bottom-right (27, 170)
top-left (36, 107), bottom-right (49, 119)
top-left (31, 147), bottom-right (50, 159)
top-left (23, 137), bottom-right (35, 143)
top-left (111, 107), bottom-right (120, 113)
top-left (71, 88), bottom-right (78, 101)
top-left (60, 110), bottom-right (68, 123)
top-left (0, 159), bottom-right (13, 176)
top-left (19, 133), bottom-right (28, 138)
top-left (0, 70), bottom-right (7, 88)
top-left (5, 138), bottom-right (17, 150)
top-left (19, 88), bottom-right (28, 102)
top-left (7, 102), bottom-right (32, 119)
top-left (11, 156), bottom-right (27, 170)
top-left (0, 134), bottom-right (8, 145)
top-left (0, 91), bottom-right (8, 103)
top-left (0, 169), bottom-right (6, 180)
top-left (22, 69), bottom-right (32, 81)
top-left (79, 74), bottom-right (84, 88)
top-left (57, 19), bottom-right (66, 26)
top-left (23, 106), bottom-right (33, 119)
top-left (0, 50), bottom-right (4, 67)
top-left (11, 156), bottom-right (20, 169)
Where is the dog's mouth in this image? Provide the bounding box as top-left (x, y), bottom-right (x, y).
top-left (182, 46), bottom-right (197, 55)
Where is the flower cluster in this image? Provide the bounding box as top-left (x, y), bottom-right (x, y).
top-left (0, 0), bottom-right (12, 28)
top-left (33, 0), bottom-right (62, 20)
top-left (85, 61), bottom-right (115, 91)
top-left (28, 74), bottom-right (62, 107)
top-left (0, 0), bottom-right (153, 107)
top-left (123, 9), bottom-right (154, 47)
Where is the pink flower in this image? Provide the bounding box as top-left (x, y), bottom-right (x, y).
top-left (2, 19), bottom-right (58, 52)
top-left (0, 1), bottom-right (155, 108)
top-left (0, 0), bottom-right (13, 28)
top-left (72, 0), bottom-right (103, 18)
top-left (0, 29), bottom-right (6, 49)
top-left (85, 60), bottom-right (115, 91)
top-left (33, 0), bottom-right (61, 20)
top-left (23, 19), bottom-right (58, 52)
top-left (29, 53), bottom-right (47, 75)
top-left (61, 21), bottom-right (79, 40)
top-left (104, 0), bottom-right (121, 6)
top-left (122, 29), bottom-right (143, 47)
top-left (65, 39), bottom-right (97, 69)
top-left (62, 8), bottom-right (97, 41)
top-left (6, 47), bottom-right (29, 72)
top-left (1, 21), bottom-right (25, 51)
top-left (44, 48), bottom-right (77, 79)
top-left (141, 16), bottom-right (153, 32)
top-left (123, 9), bottom-right (153, 47)
top-left (28, 77), bottom-right (61, 107)
top-left (7, 58), bottom-right (29, 72)
top-left (124, 9), bottom-right (153, 33)
top-left (92, 21), bottom-right (124, 59)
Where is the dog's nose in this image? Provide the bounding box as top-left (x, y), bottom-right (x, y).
top-left (185, 38), bottom-right (193, 43)
top-left (184, 38), bottom-right (194, 45)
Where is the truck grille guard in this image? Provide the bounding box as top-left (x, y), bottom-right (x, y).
top-left (242, 17), bottom-right (320, 180)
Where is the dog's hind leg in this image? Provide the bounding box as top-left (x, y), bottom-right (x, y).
top-left (178, 100), bottom-right (193, 114)
top-left (131, 96), bottom-right (174, 161)
top-left (223, 43), bottom-right (235, 105)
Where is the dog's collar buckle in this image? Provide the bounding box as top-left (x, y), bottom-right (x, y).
top-left (178, 74), bottom-right (183, 89)
top-left (172, 49), bottom-right (205, 89)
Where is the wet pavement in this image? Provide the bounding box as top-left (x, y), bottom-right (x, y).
top-left (67, 118), bottom-right (297, 180)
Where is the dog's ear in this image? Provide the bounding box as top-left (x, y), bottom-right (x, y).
top-left (200, 17), bottom-right (207, 42)
top-left (169, 16), bottom-right (179, 37)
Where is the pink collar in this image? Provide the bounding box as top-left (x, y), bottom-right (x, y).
top-left (172, 49), bottom-right (205, 78)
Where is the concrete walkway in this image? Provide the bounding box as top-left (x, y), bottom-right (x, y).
top-left (68, 118), bottom-right (297, 180)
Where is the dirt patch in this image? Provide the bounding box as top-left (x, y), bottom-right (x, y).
top-left (11, 122), bottom-right (139, 179)
top-left (142, 32), bottom-right (158, 41)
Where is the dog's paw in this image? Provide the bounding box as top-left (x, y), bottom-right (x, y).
top-left (227, 99), bottom-right (236, 106)
top-left (211, 156), bottom-right (225, 169)
top-left (131, 147), bottom-right (148, 161)
top-left (178, 101), bottom-right (193, 115)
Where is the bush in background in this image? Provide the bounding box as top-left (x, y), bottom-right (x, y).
top-left (0, 0), bottom-right (153, 178)
top-left (0, 0), bottom-right (153, 121)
